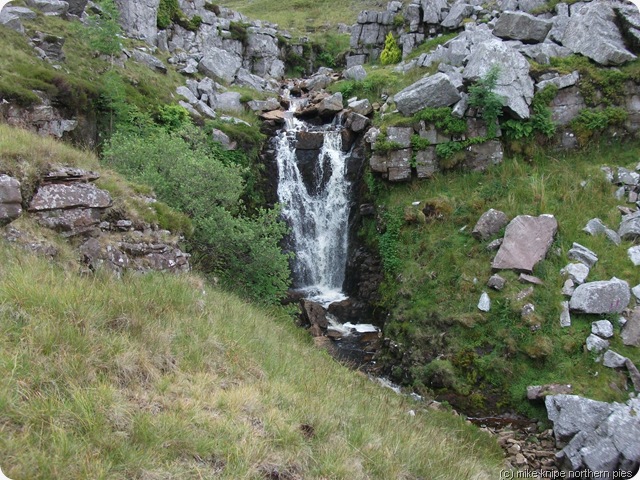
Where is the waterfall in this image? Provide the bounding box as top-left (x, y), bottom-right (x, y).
top-left (275, 99), bottom-right (352, 305)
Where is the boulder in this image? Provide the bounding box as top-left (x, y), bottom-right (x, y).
top-left (132, 50), bottom-right (167, 73)
top-left (198, 47), bottom-right (242, 83)
top-left (560, 263), bottom-right (589, 285)
top-left (546, 394), bottom-right (613, 446)
top-left (487, 274), bottom-right (506, 291)
top-left (26, 0), bottom-right (69, 16)
top-left (300, 299), bottom-right (329, 329)
top-left (343, 65), bottom-right (367, 81)
top-left (493, 11), bottom-right (552, 43)
top-left (569, 278), bottom-right (630, 314)
top-left (394, 73), bottom-right (461, 116)
top-left (345, 112), bottom-right (369, 133)
top-left (463, 39), bottom-right (534, 119)
top-left (472, 208), bottom-right (508, 241)
top-left (622, 309), bottom-right (640, 347)
top-left (212, 92), bottom-right (243, 113)
top-left (211, 129), bottom-right (234, 150)
top-left (591, 320), bottom-right (614, 339)
top-left (536, 71), bottom-right (579, 92)
top-left (561, 2), bottom-right (636, 66)
top-left (29, 183), bottom-right (112, 211)
top-left (2, 6), bottom-right (37, 20)
top-left (547, 395), bottom-right (640, 473)
top-left (618, 210), bottom-right (640, 240)
top-left (602, 350), bottom-right (627, 369)
top-left (317, 92), bottom-right (343, 117)
top-left (66, 0), bottom-right (87, 15)
top-left (114, 0), bottom-right (160, 45)
top-left (0, 175), bottom-right (22, 225)
top-left (348, 98), bottom-right (373, 116)
top-left (567, 242), bottom-right (598, 267)
top-left (583, 217), bottom-right (620, 245)
top-left (492, 214), bottom-right (558, 272)
top-left (0, 11), bottom-right (24, 33)
top-left (176, 86), bottom-right (198, 105)
top-left (441, 3), bottom-right (474, 29)
top-left (421, 0), bottom-right (448, 24)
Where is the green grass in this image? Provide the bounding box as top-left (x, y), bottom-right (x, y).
top-left (367, 140), bottom-right (640, 418)
top-left (0, 244), bottom-right (504, 479)
top-left (219, 0), bottom-right (406, 34)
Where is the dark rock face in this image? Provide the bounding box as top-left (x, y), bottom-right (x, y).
top-left (492, 214), bottom-right (558, 272)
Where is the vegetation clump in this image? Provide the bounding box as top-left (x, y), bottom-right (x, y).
top-left (380, 32), bottom-right (402, 66)
top-left (468, 66), bottom-right (504, 138)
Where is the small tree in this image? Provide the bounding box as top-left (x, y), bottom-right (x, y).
top-left (380, 32), bottom-right (402, 65)
top-left (468, 66), bottom-right (504, 138)
top-left (84, 0), bottom-right (122, 58)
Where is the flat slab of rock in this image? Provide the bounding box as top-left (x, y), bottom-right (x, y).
top-left (472, 208), bottom-right (508, 241)
top-left (492, 214), bottom-right (558, 272)
top-left (569, 278), bottom-right (630, 314)
top-left (29, 183), bottom-right (112, 211)
top-left (394, 72), bottom-right (461, 116)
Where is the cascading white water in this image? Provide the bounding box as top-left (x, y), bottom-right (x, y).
top-left (276, 99), bottom-right (352, 305)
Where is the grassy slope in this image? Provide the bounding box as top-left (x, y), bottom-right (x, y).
top-left (0, 244), bottom-right (503, 480)
top-left (368, 140), bottom-right (640, 417)
top-left (219, 0), bottom-right (401, 32)
top-left (0, 127), bottom-right (504, 478)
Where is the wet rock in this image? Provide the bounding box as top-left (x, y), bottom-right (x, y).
top-left (345, 112), bottom-right (369, 133)
top-left (567, 242), bottom-right (598, 268)
top-left (300, 299), bottom-right (329, 330)
top-left (473, 208), bottom-right (509, 241)
top-left (0, 175), bottom-right (23, 225)
top-left (492, 214), bottom-right (558, 273)
top-left (562, 2), bottom-right (636, 66)
top-left (493, 11), bottom-right (552, 43)
top-left (394, 73), bottom-right (461, 116)
top-left (602, 350), bottom-right (627, 369)
top-left (569, 278), bottom-right (630, 314)
top-left (527, 384), bottom-right (573, 401)
top-left (591, 320), bottom-right (614, 339)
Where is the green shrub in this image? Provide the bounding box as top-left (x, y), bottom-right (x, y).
top-left (157, 0), bottom-right (180, 29)
top-left (502, 84), bottom-right (557, 140)
top-left (156, 104), bottom-right (192, 131)
top-left (373, 137), bottom-right (403, 154)
top-left (413, 107), bottom-right (467, 136)
top-left (468, 66), bottom-right (503, 138)
top-left (380, 32), bottom-right (402, 66)
top-left (229, 21), bottom-right (249, 43)
top-left (571, 107), bottom-right (628, 144)
top-left (379, 207), bottom-right (403, 274)
top-left (393, 13), bottom-right (405, 28)
top-left (82, 0), bottom-right (123, 56)
top-left (103, 125), bottom-right (290, 304)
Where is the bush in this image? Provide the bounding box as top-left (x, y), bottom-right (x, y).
top-left (83, 0), bottom-right (122, 56)
top-left (468, 66), bottom-right (504, 138)
top-left (413, 107), bottom-right (467, 136)
top-left (157, 0), bottom-right (180, 29)
top-left (380, 32), bottom-right (402, 66)
top-left (103, 126), bottom-right (291, 304)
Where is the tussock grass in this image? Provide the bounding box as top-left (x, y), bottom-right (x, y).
top-left (0, 245), bottom-right (504, 478)
top-left (371, 140), bottom-right (640, 416)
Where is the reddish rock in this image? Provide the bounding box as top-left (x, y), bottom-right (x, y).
top-left (492, 214), bottom-right (558, 272)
